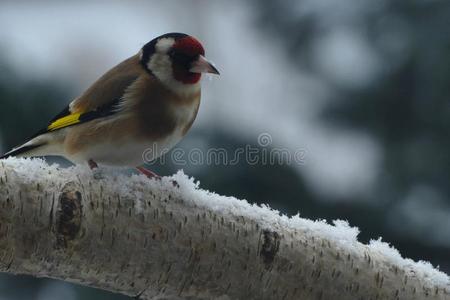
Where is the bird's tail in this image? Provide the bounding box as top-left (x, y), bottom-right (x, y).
top-left (0, 134), bottom-right (63, 160)
top-left (0, 144), bottom-right (45, 159)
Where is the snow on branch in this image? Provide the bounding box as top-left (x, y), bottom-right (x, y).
top-left (0, 158), bottom-right (449, 299)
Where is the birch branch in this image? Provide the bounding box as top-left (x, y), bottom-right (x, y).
top-left (0, 158), bottom-right (449, 300)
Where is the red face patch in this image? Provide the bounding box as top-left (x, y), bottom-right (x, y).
top-left (172, 65), bottom-right (201, 84)
top-left (172, 36), bottom-right (205, 57)
top-left (171, 36), bottom-right (205, 84)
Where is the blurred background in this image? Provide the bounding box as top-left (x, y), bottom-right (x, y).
top-left (0, 0), bottom-right (449, 299)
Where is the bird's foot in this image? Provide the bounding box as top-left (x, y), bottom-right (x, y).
top-left (136, 166), bottom-right (179, 187)
top-left (88, 159), bottom-right (104, 180)
top-left (136, 166), bottom-right (161, 179)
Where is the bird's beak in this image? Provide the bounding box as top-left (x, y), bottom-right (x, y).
top-left (190, 55), bottom-right (220, 75)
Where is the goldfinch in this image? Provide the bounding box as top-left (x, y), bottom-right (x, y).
top-left (0, 33), bottom-right (219, 176)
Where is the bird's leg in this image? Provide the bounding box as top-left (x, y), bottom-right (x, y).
top-left (136, 166), bottom-right (160, 179)
top-left (88, 159), bottom-right (104, 179)
top-left (88, 159), bottom-right (98, 169)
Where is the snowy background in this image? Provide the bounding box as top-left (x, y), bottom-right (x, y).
top-left (0, 0), bottom-right (449, 299)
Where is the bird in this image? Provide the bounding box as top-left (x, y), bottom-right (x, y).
top-left (0, 32), bottom-right (219, 178)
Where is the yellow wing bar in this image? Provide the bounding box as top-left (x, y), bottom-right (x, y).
top-left (47, 113), bottom-right (82, 131)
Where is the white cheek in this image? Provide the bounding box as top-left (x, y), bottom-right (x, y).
top-left (148, 54), bottom-right (200, 97)
top-left (147, 53), bottom-right (173, 83)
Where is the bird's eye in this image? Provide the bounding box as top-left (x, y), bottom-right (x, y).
top-left (169, 50), bottom-right (198, 69)
top-left (173, 52), bottom-right (190, 63)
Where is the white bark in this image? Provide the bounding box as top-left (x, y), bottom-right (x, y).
top-left (0, 158), bottom-right (449, 300)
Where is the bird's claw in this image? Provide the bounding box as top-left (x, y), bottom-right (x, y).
top-left (136, 167), bottom-right (179, 188)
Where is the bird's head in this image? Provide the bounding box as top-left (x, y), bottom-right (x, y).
top-left (140, 33), bottom-right (219, 94)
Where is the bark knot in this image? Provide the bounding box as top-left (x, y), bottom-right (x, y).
top-left (260, 230), bottom-right (280, 268)
top-left (56, 182), bottom-right (82, 249)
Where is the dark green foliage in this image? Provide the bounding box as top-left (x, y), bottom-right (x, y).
top-left (252, 0), bottom-right (450, 271)
top-left (0, 64), bottom-right (70, 151)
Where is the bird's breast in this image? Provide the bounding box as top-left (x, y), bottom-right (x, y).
top-left (135, 94), bottom-right (200, 163)
top-left (172, 96), bottom-right (201, 136)
top-left (138, 99), bottom-right (199, 141)
top-left (131, 76), bottom-right (201, 141)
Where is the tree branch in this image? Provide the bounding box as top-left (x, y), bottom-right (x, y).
top-left (0, 158), bottom-right (449, 299)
